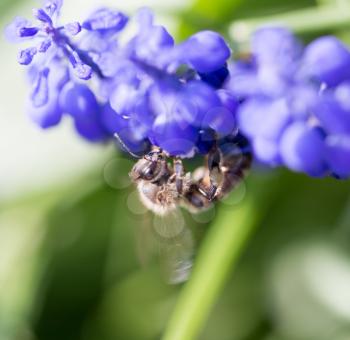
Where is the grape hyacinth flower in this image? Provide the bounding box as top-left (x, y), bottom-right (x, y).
top-left (5, 1), bottom-right (236, 156)
top-left (226, 27), bottom-right (350, 178)
top-left (5, 1), bottom-right (350, 179)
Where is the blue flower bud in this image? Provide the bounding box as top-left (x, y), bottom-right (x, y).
top-left (335, 82), bottom-right (350, 111)
top-left (5, 17), bottom-right (33, 42)
top-left (238, 97), bottom-right (290, 141)
top-left (44, 0), bottom-right (63, 16)
top-left (184, 81), bottom-right (221, 127)
top-left (315, 95), bottom-right (350, 135)
top-left (225, 60), bottom-right (259, 98)
top-left (280, 122), bottom-right (326, 176)
top-left (27, 88), bottom-right (62, 128)
top-left (100, 103), bottom-right (125, 135)
top-left (201, 105), bottom-right (236, 137)
top-left (18, 26), bottom-right (39, 37)
top-left (18, 47), bottom-right (37, 65)
top-left (59, 82), bottom-right (107, 141)
top-left (74, 63), bottom-right (92, 80)
top-left (253, 137), bottom-right (280, 165)
top-left (199, 64), bottom-right (229, 89)
top-left (101, 104), bottom-right (151, 153)
top-left (200, 90), bottom-right (238, 137)
top-left (47, 60), bottom-right (70, 91)
top-left (60, 82), bottom-right (99, 119)
top-left (252, 27), bottom-right (301, 72)
top-left (32, 8), bottom-right (52, 25)
top-left (110, 81), bottom-right (143, 115)
top-left (73, 115), bottom-right (107, 142)
top-left (196, 129), bottom-right (216, 155)
top-left (38, 39), bottom-right (52, 53)
top-left (31, 68), bottom-right (49, 107)
top-left (82, 8), bottom-right (128, 33)
top-left (183, 31), bottom-right (231, 73)
top-left (325, 135), bottom-right (350, 178)
top-left (151, 113), bottom-right (199, 157)
top-left (65, 22), bottom-right (81, 36)
top-left (26, 60), bottom-right (69, 128)
top-left (217, 89), bottom-right (239, 114)
top-left (64, 49), bottom-right (93, 80)
top-left (303, 36), bottom-right (350, 87)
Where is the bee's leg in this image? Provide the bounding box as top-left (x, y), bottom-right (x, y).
top-left (173, 158), bottom-right (185, 194)
top-left (198, 147), bottom-right (223, 201)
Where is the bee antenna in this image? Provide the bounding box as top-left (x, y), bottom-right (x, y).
top-left (113, 133), bottom-right (141, 159)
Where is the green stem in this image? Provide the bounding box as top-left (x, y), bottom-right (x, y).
top-left (229, 1), bottom-right (350, 43)
top-left (162, 185), bottom-right (269, 340)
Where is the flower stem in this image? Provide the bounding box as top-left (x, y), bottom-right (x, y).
top-left (162, 178), bottom-right (274, 340)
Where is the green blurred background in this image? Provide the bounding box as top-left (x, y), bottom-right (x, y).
top-left (1, 1), bottom-right (350, 339)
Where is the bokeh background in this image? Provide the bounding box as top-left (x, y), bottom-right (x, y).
top-left (1, 0), bottom-right (350, 339)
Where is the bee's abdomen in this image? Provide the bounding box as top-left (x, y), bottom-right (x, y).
top-left (138, 181), bottom-right (178, 215)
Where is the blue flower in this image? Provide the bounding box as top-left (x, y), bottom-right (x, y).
top-left (251, 27), bottom-right (301, 75)
top-left (7, 1), bottom-right (237, 155)
top-left (82, 8), bottom-right (128, 33)
top-left (26, 58), bottom-right (69, 128)
top-left (128, 8), bottom-right (174, 67)
top-left (5, 1), bottom-right (94, 79)
top-left (303, 36), bottom-right (350, 87)
top-left (230, 27), bottom-right (350, 178)
top-left (59, 82), bottom-right (108, 141)
top-left (7, 2), bottom-right (350, 179)
top-left (101, 104), bottom-right (151, 154)
top-left (279, 123), bottom-right (326, 176)
top-left (181, 30), bottom-right (231, 73)
top-left (325, 135), bottom-right (350, 179)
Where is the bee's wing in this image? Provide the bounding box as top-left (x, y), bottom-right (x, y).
top-left (152, 209), bottom-right (194, 284)
top-left (135, 213), bottom-right (156, 268)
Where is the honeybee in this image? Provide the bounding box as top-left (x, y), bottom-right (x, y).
top-left (115, 133), bottom-right (252, 283)
top-left (128, 134), bottom-right (252, 215)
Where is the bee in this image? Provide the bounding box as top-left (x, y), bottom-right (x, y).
top-left (128, 134), bottom-right (252, 215)
top-left (114, 133), bottom-right (252, 283)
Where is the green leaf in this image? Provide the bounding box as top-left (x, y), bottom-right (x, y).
top-left (177, 0), bottom-right (245, 38)
top-left (176, 0), bottom-right (317, 39)
top-left (0, 194), bottom-right (63, 340)
top-left (32, 181), bottom-right (131, 340)
top-left (230, 1), bottom-right (350, 43)
top-left (0, 0), bottom-right (26, 19)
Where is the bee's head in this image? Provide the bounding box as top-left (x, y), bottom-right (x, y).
top-left (130, 149), bottom-right (168, 182)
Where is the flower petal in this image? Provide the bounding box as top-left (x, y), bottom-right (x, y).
top-left (183, 31), bottom-right (231, 73)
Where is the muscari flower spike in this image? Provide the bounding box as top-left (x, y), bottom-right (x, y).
top-left (6, 1), bottom-right (350, 179)
top-left (226, 27), bottom-right (350, 178)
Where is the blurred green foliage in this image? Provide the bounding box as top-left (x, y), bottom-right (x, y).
top-left (177, 0), bottom-right (317, 39)
top-left (0, 0), bottom-right (23, 19)
top-left (1, 0), bottom-right (350, 340)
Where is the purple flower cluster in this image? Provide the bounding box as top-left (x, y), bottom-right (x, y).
top-left (226, 28), bottom-right (350, 178)
top-left (6, 1), bottom-right (350, 178)
top-left (6, 0), bottom-right (237, 157)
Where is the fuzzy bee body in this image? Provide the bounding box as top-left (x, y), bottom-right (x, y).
top-left (137, 180), bottom-right (178, 216)
top-left (129, 134), bottom-right (252, 215)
